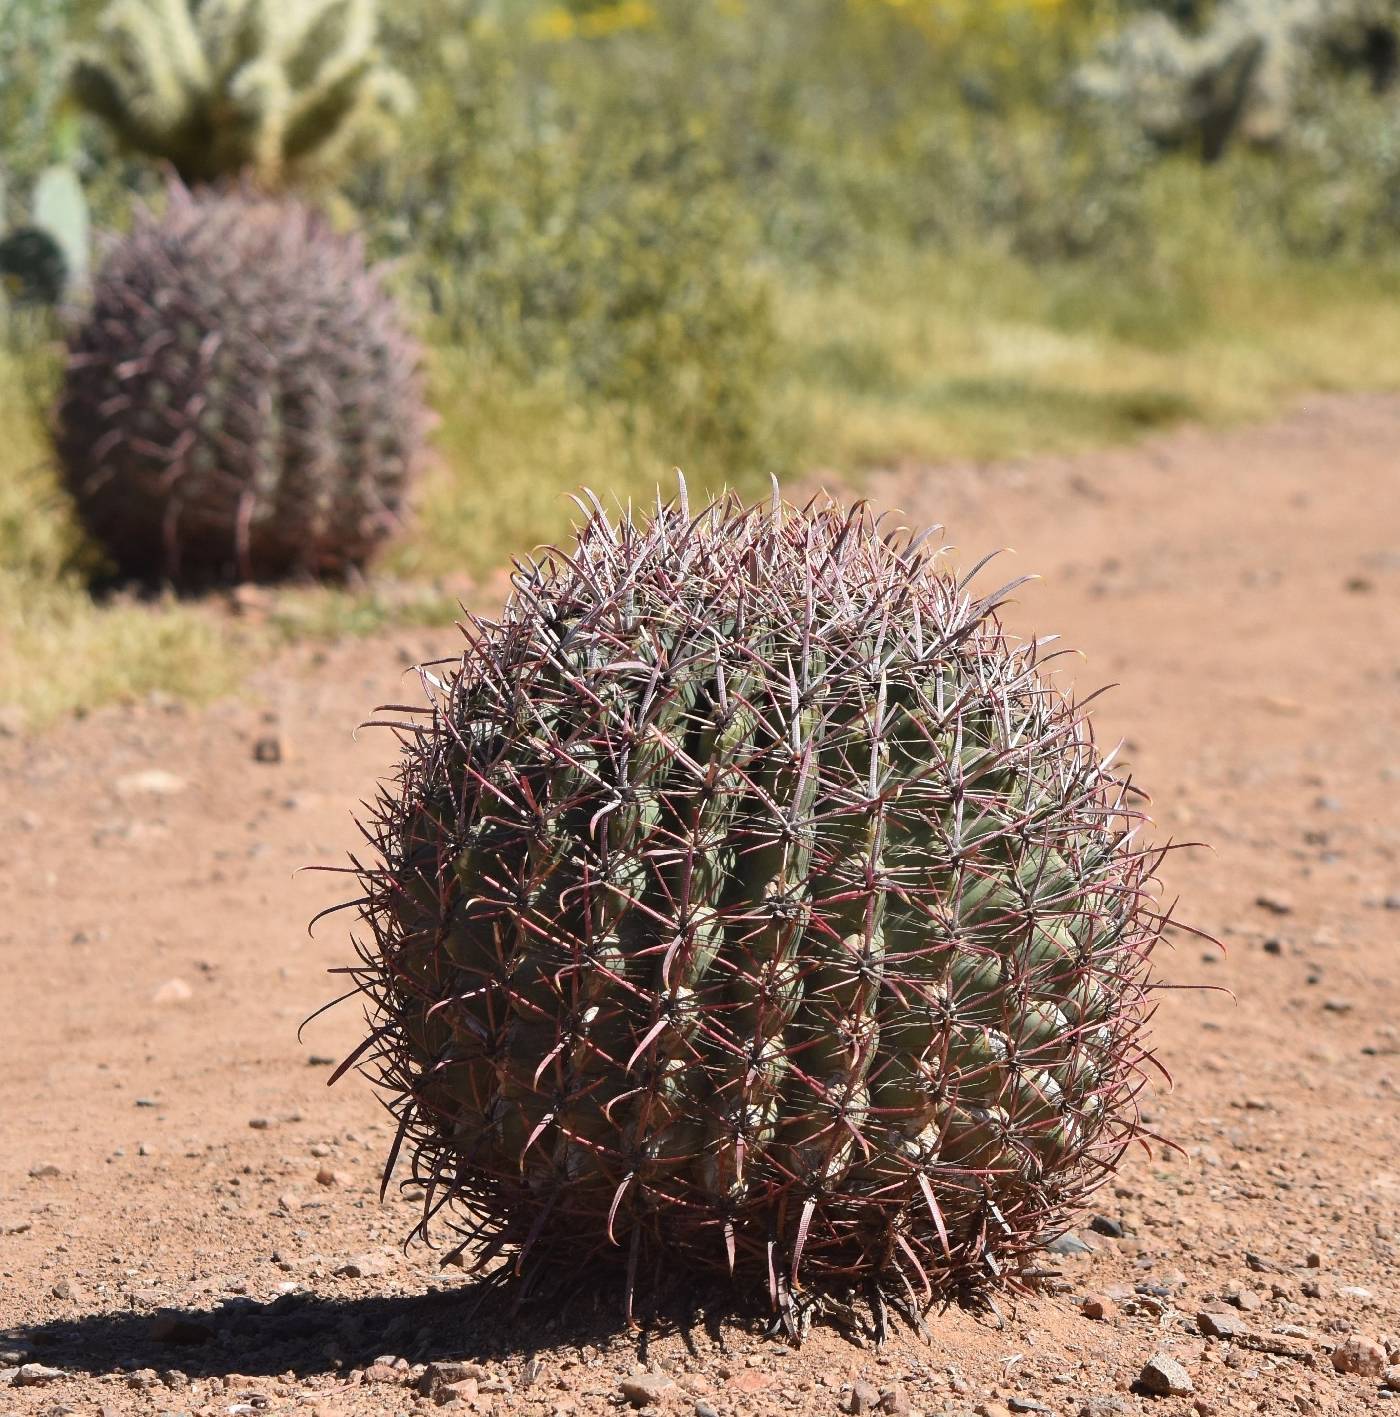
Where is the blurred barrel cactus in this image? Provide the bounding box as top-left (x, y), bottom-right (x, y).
top-left (333, 486), bottom-right (1172, 1327)
top-left (69, 0), bottom-right (411, 185)
top-left (56, 183), bottom-right (427, 584)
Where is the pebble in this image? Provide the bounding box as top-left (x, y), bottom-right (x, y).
top-left (694, 1403), bottom-right (720, 1417)
top-left (726, 1369), bottom-right (770, 1393)
top-left (114, 769), bottom-right (186, 797)
top-left (1198, 1310), bottom-right (1251, 1340)
top-left (1088, 1215), bottom-right (1125, 1238)
top-left (253, 734), bottom-right (287, 764)
top-left (1077, 1401), bottom-right (1129, 1417)
top-left (880, 1384), bottom-right (911, 1415)
top-left (15, 1364), bottom-right (65, 1386)
top-left (334, 1253), bottom-right (387, 1278)
top-left (1331, 1337), bottom-right (1387, 1376)
top-left (1256, 893), bottom-right (1293, 915)
top-left (1080, 1294), bottom-right (1117, 1321)
top-left (1045, 1231), bottom-right (1093, 1256)
top-left (1383, 1366), bottom-right (1400, 1391)
top-left (619, 1373), bottom-right (676, 1407)
top-left (28, 1162), bottom-right (61, 1178)
top-left (845, 1380), bottom-right (882, 1414)
top-left (1137, 1354), bottom-right (1194, 1397)
top-left (152, 978), bottom-right (193, 1005)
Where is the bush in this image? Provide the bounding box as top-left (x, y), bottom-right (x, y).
top-left (352, 10), bottom-right (785, 475)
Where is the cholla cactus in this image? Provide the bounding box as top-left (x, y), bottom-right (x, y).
top-left (1081, 0), bottom-right (1400, 161)
top-left (55, 183), bottom-right (427, 584)
top-left (70, 0), bottom-right (411, 185)
top-left (331, 485), bottom-right (1175, 1329)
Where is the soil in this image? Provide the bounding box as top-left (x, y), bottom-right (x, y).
top-left (2, 393), bottom-right (1398, 1417)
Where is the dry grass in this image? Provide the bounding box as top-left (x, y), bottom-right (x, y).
top-left (8, 239), bottom-right (1400, 728)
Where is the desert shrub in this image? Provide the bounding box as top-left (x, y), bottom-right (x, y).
top-left (354, 9), bottom-right (785, 474)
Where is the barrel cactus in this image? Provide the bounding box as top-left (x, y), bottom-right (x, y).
top-left (56, 183), bottom-right (426, 584)
top-left (334, 486), bottom-right (1169, 1328)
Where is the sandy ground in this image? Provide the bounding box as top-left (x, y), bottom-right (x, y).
top-left (1, 394), bottom-right (1398, 1417)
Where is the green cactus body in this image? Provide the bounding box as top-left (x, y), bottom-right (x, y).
top-left (1082, 0), bottom-right (1400, 161)
top-left (31, 164), bottom-right (89, 289)
top-left (55, 183), bottom-right (427, 584)
top-left (338, 488), bottom-right (1168, 1313)
top-left (69, 0), bottom-right (410, 186)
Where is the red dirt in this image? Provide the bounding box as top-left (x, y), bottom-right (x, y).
top-left (2, 394), bottom-right (1397, 1417)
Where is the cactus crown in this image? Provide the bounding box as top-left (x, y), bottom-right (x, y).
top-left (337, 484), bottom-right (1170, 1329)
top-left (70, 0), bottom-right (411, 185)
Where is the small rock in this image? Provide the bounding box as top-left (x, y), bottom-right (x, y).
top-left (1255, 893), bottom-right (1292, 915)
top-left (1137, 1354), bottom-right (1194, 1397)
top-left (418, 1362), bottom-right (482, 1395)
top-left (1331, 1337), bottom-right (1387, 1377)
top-left (694, 1402), bottom-right (720, 1417)
top-left (248, 1117), bottom-right (271, 1130)
top-left (152, 978), bottom-right (193, 1005)
top-left (51, 1278), bottom-right (80, 1301)
top-left (253, 735), bottom-right (287, 765)
top-left (334, 1253), bottom-right (387, 1279)
top-left (1045, 1231), bottom-right (1093, 1256)
top-left (1383, 1366), bottom-right (1400, 1391)
top-left (1198, 1311), bottom-right (1250, 1340)
top-left (1077, 1401), bottom-right (1129, 1417)
top-left (1226, 1286), bottom-right (1263, 1312)
top-left (1262, 938), bottom-right (1283, 956)
top-left (1323, 998), bottom-right (1355, 1014)
top-left (362, 1363), bottom-right (402, 1384)
top-left (619, 1373), bottom-right (676, 1408)
top-left (15, 1364), bottom-right (65, 1387)
top-left (880, 1383), bottom-right (911, 1415)
top-left (1089, 1215), bottom-right (1125, 1237)
top-left (315, 1166), bottom-right (340, 1186)
top-left (28, 1162), bottom-right (61, 1179)
top-left (1008, 1401), bottom-right (1052, 1414)
top-left (975, 1404), bottom-right (1012, 1417)
top-left (1081, 1294), bottom-right (1117, 1321)
top-left (845, 1382), bottom-right (882, 1415)
top-left (727, 1370), bottom-right (770, 1394)
top-left (115, 769), bottom-right (186, 797)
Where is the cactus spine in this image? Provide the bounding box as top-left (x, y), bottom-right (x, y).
top-left (334, 486), bottom-right (1173, 1327)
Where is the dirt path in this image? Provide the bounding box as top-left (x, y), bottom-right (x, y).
top-left (2, 394), bottom-right (1398, 1417)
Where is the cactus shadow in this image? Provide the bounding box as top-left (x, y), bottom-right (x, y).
top-left (10, 1277), bottom-right (748, 1380)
